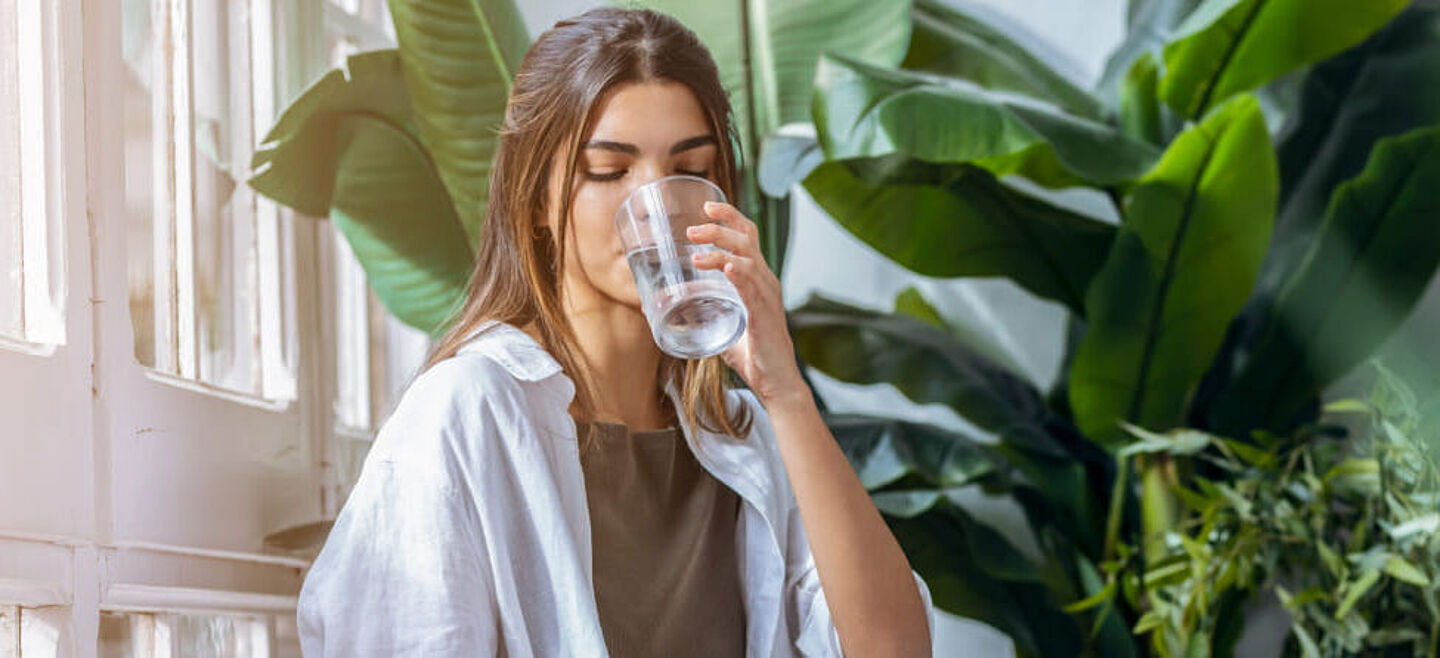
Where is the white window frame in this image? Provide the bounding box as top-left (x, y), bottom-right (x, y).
top-left (0, 0), bottom-right (68, 354)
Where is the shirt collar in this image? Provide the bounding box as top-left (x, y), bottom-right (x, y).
top-left (456, 319), bottom-right (780, 547)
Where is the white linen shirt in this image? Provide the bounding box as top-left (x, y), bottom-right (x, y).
top-left (297, 319), bottom-right (936, 657)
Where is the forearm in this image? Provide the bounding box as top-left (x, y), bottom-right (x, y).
top-left (765, 389), bottom-right (931, 657)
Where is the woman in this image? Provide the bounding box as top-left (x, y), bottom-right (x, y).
top-left (298, 7), bottom-right (934, 657)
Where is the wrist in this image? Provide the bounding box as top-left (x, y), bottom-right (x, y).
top-left (757, 376), bottom-right (816, 414)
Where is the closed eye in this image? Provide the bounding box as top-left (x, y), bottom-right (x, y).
top-left (584, 168), bottom-right (710, 182)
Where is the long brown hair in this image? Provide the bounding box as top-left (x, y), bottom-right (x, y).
top-left (422, 7), bottom-right (753, 448)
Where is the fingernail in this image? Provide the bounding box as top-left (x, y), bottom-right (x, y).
top-left (686, 225), bottom-right (700, 236)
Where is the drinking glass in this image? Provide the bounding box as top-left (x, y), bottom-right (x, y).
top-left (614, 175), bottom-right (748, 359)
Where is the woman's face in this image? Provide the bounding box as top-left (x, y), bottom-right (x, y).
top-left (540, 80), bottom-right (719, 311)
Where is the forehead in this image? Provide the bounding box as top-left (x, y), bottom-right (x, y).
top-left (584, 81), bottom-right (713, 150)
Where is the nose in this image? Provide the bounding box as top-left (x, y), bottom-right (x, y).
top-left (631, 161), bottom-right (670, 191)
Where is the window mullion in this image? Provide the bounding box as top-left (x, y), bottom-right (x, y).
top-left (150, 0), bottom-right (178, 374)
top-left (171, 0), bottom-right (198, 380)
top-left (15, 0), bottom-right (41, 341)
top-left (252, 0), bottom-right (292, 401)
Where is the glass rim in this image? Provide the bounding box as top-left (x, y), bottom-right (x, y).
top-left (614, 174), bottom-right (727, 234)
top-left (631, 174), bottom-right (726, 199)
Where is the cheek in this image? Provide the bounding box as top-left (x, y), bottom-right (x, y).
top-left (569, 187), bottom-right (634, 280)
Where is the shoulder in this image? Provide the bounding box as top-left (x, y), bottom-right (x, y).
top-left (395, 352), bottom-right (530, 426)
top-left (384, 317), bottom-right (577, 429)
top-left (367, 352), bottom-right (540, 466)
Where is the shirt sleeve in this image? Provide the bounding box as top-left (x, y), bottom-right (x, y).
top-left (297, 366), bottom-right (501, 657)
top-left (788, 542), bottom-right (937, 657)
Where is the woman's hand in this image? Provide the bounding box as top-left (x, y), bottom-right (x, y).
top-left (686, 201), bottom-right (808, 407)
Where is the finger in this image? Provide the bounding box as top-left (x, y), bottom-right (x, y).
top-left (702, 201), bottom-right (760, 245)
top-left (692, 249), bottom-right (779, 298)
top-left (689, 248), bottom-right (736, 271)
top-left (685, 222), bottom-right (754, 257)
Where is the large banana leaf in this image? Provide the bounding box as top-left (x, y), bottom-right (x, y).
top-left (1158, 0), bottom-right (1407, 120)
top-left (790, 293), bottom-right (1111, 554)
top-left (812, 53), bottom-right (1160, 189)
top-left (386, 0), bottom-right (529, 248)
top-left (901, 0), bottom-right (1105, 121)
top-left (330, 125), bottom-right (471, 334)
top-left (1069, 96), bottom-right (1276, 446)
top-left (882, 495), bottom-right (1083, 658)
top-left (1263, 1), bottom-right (1440, 293)
top-left (1209, 127), bottom-right (1440, 436)
top-left (249, 50), bottom-right (471, 333)
top-left (789, 294), bottom-right (1056, 452)
top-left (800, 153), bottom-right (1115, 314)
top-left (824, 406), bottom-right (1122, 658)
top-left (633, 0), bottom-right (910, 159)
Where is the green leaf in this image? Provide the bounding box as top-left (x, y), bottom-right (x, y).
top-left (1261, 2), bottom-right (1440, 295)
top-left (1069, 96), bottom-right (1277, 445)
top-left (891, 286), bottom-right (947, 329)
top-left (1292, 624), bottom-right (1321, 658)
top-left (885, 496), bottom-right (1081, 657)
top-left (387, 0), bottom-right (529, 248)
top-left (1158, 0), bottom-right (1408, 119)
top-left (1382, 555), bottom-right (1431, 587)
top-left (1063, 579), bottom-right (1116, 613)
top-left (330, 123), bottom-right (472, 334)
top-left (824, 413), bottom-right (1000, 491)
top-left (1210, 127), bottom-right (1440, 435)
top-left (250, 50), bottom-right (417, 217)
top-left (249, 50), bottom-right (472, 333)
top-left (635, 0), bottom-right (910, 159)
top-left (1118, 51), bottom-right (1163, 144)
top-left (812, 53), bottom-right (1160, 188)
top-left (1118, 423), bottom-right (1214, 457)
top-left (900, 0), bottom-right (1105, 120)
top-left (1335, 568), bottom-right (1381, 619)
top-left (801, 155), bottom-right (1116, 314)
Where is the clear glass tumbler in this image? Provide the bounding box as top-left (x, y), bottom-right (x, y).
top-left (614, 175), bottom-right (748, 359)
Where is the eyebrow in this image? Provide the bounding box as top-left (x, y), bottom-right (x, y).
top-left (583, 134), bottom-right (717, 156)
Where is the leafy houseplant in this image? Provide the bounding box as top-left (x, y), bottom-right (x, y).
top-left (766, 0), bottom-right (1440, 655)
top-left (1101, 363), bottom-right (1439, 657)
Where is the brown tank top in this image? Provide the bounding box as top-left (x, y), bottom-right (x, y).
top-left (576, 420), bottom-right (747, 657)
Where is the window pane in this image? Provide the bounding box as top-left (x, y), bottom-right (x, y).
top-left (191, 0), bottom-right (256, 392)
top-left (1, 606), bottom-right (16, 658)
top-left (172, 614), bottom-right (267, 658)
top-left (19, 606), bottom-right (61, 657)
top-left (99, 611), bottom-right (275, 658)
top-left (123, 0), bottom-right (158, 367)
top-left (123, 0), bottom-right (294, 400)
top-left (0, 0), bottom-right (23, 339)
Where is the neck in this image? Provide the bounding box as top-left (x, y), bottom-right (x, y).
top-left (556, 288), bottom-right (671, 432)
